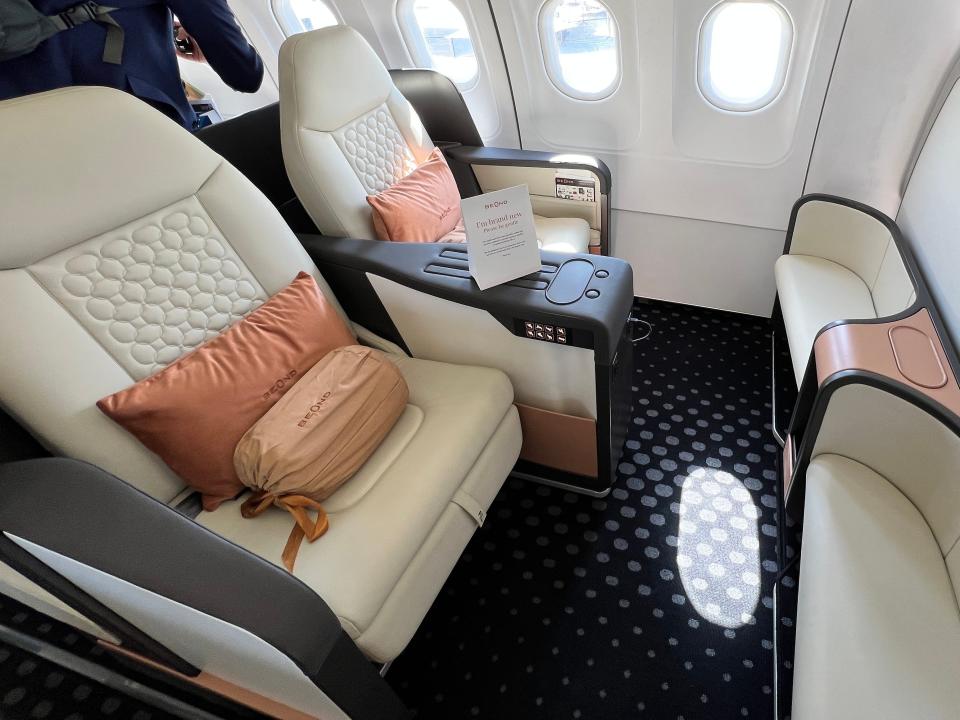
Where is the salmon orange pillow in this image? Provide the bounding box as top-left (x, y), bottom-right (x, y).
top-left (98, 272), bottom-right (356, 511)
top-left (367, 148), bottom-right (463, 243)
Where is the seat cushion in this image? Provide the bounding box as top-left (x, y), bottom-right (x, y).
top-left (793, 454), bottom-right (960, 720)
top-left (196, 354), bottom-right (519, 660)
top-left (534, 215), bottom-right (590, 253)
top-left (775, 254), bottom-right (877, 384)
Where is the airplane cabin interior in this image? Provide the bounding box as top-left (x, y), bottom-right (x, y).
top-left (1, 1), bottom-right (959, 719)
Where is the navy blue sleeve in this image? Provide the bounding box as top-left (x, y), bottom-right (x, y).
top-left (168, 0), bottom-right (264, 93)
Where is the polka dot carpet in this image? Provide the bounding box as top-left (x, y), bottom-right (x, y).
top-left (389, 299), bottom-right (793, 719)
top-left (0, 595), bottom-right (174, 720)
top-left (0, 593), bottom-right (266, 719)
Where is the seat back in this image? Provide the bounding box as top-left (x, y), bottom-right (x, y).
top-left (279, 26), bottom-right (435, 240)
top-left (811, 384), bottom-right (960, 594)
top-left (789, 200), bottom-right (916, 317)
top-left (0, 87), bottom-right (348, 503)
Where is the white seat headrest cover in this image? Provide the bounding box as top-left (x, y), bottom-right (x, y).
top-left (279, 26), bottom-right (435, 239)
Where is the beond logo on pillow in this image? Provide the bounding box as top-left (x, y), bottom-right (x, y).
top-left (263, 370), bottom-right (298, 401)
top-left (298, 392), bottom-right (333, 428)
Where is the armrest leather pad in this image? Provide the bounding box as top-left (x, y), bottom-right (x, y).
top-left (0, 458), bottom-right (340, 677)
top-left (446, 145), bottom-right (612, 195)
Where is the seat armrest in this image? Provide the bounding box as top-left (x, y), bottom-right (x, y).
top-left (446, 145), bottom-right (612, 195)
top-left (0, 458), bottom-right (412, 719)
top-left (0, 458), bottom-right (338, 676)
top-left (300, 236), bottom-right (633, 366)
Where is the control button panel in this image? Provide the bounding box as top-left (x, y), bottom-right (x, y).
top-left (524, 321), bottom-right (568, 344)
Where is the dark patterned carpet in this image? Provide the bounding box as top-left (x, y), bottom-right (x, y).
top-left (389, 300), bottom-right (791, 719)
top-left (0, 595), bottom-right (173, 720)
top-left (0, 299), bottom-right (793, 719)
top-left (0, 592), bottom-right (264, 719)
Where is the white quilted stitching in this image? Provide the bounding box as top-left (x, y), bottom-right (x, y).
top-left (29, 196), bottom-right (268, 380)
top-left (333, 104), bottom-right (417, 194)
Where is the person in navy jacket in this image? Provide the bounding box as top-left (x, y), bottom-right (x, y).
top-left (0, 0), bottom-right (264, 130)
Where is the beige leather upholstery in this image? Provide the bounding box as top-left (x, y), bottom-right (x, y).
top-left (775, 200), bottom-right (915, 384)
top-left (794, 455), bottom-right (960, 720)
top-left (774, 255), bottom-right (877, 383)
top-left (279, 26), bottom-right (590, 253)
top-left (532, 216), bottom-right (591, 253)
top-left (0, 87), bottom-right (521, 664)
top-left (793, 384), bottom-right (960, 719)
top-left (200, 356), bottom-right (520, 662)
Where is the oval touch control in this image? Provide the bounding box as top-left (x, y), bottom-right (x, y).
top-left (546, 259), bottom-right (595, 305)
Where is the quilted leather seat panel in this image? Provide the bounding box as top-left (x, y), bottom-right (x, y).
top-left (333, 104), bottom-right (418, 195)
top-left (29, 196), bottom-right (268, 379)
top-left (281, 26), bottom-right (596, 254)
top-left (0, 87), bottom-right (347, 502)
top-left (0, 85), bottom-right (523, 675)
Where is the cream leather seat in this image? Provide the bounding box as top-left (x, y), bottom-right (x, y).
top-left (775, 198), bottom-right (916, 384)
top-left (775, 254), bottom-right (877, 381)
top-left (0, 87), bottom-right (521, 664)
top-left (279, 26), bottom-right (591, 254)
top-left (792, 384), bottom-right (960, 719)
top-left (200, 354), bottom-right (516, 661)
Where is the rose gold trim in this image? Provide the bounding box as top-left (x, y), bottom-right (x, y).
top-left (97, 641), bottom-right (321, 720)
top-left (515, 403), bottom-right (598, 478)
top-left (813, 308), bottom-right (960, 417)
top-left (782, 435), bottom-right (795, 496)
top-left (588, 246), bottom-right (601, 255)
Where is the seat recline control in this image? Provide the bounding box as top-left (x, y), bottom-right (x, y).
top-left (524, 321), bottom-right (568, 344)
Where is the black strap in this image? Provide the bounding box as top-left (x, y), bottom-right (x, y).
top-left (49, 2), bottom-right (123, 64)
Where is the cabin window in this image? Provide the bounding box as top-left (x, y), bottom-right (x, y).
top-left (397, 0), bottom-right (480, 87)
top-left (539, 0), bottom-right (620, 101)
top-left (272, 0), bottom-right (339, 36)
top-left (698, 1), bottom-right (793, 112)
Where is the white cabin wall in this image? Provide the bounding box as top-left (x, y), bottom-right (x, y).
top-left (490, 0), bottom-right (851, 317)
top-left (804, 0), bottom-right (960, 217)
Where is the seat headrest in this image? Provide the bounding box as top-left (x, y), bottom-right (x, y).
top-left (0, 86), bottom-right (223, 270)
top-left (279, 26), bottom-right (396, 132)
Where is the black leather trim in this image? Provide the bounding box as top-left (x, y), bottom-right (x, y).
top-left (0, 408), bottom-right (47, 463)
top-left (0, 531), bottom-right (198, 676)
top-left (446, 145), bottom-right (612, 195)
top-left (195, 103), bottom-right (318, 234)
top-left (780, 193), bottom-right (960, 392)
top-left (0, 458), bottom-right (340, 678)
top-left (195, 103), bottom-right (289, 208)
top-left (304, 236), bottom-right (634, 494)
top-left (312, 633), bottom-right (413, 720)
top-left (389, 69), bottom-right (484, 147)
top-left (301, 235), bottom-right (633, 366)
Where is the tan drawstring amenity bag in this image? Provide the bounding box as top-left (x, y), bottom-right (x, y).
top-left (234, 346), bottom-right (409, 571)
